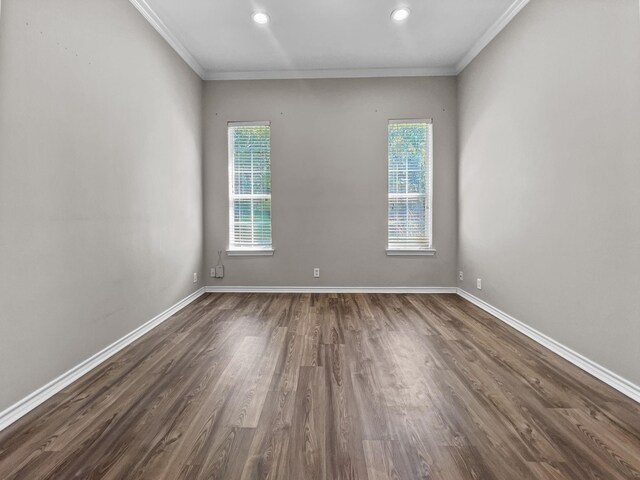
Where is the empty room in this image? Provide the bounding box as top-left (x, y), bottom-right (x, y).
top-left (1, 0), bottom-right (639, 478)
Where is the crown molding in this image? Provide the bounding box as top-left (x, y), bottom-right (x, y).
top-left (455, 0), bottom-right (529, 75)
top-left (128, 0), bottom-right (205, 78)
top-left (204, 66), bottom-right (456, 81)
top-left (455, 0), bottom-right (530, 75)
top-left (129, 0), bottom-right (529, 81)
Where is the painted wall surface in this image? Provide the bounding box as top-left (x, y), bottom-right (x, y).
top-left (0, 0), bottom-right (204, 410)
top-left (458, 0), bottom-right (640, 384)
top-left (203, 77), bottom-right (458, 288)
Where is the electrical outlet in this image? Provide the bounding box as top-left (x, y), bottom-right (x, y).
top-left (313, 268), bottom-right (320, 278)
top-left (476, 278), bottom-right (482, 290)
top-left (193, 272), bottom-right (198, 283)
top-left (459, 271), bottom-right (464, 281)
top-left (211, 268), bottom-right (215, 278)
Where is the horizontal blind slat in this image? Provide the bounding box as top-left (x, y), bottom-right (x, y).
top-left (387, 121), bottom-right (432, 249)
top-left (229, 125), bottom-right (273, 249)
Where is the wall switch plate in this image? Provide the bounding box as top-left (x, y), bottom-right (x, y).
top-left (193, 272), bottom-right (198, 283)
top-left (313, 268), bottom-right (320, 278)
top-left (476, 278), bottom-right (482, 290)
top-left (459, 271), bottom-right (464, 281)
top-left (215, 265), bottom-right (224, 278)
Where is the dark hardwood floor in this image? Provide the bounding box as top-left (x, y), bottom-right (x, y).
top-left (1, 293), bottom-right (639, 479)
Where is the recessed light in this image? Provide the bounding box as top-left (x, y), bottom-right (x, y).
top-left (251, 12), bottom-right (270, 25)
top-left (391, 7), bottom-right (410, 22)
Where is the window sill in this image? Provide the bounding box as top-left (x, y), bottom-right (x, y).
top-left (386, 248), bottom-right (436, 256)
top-left (227, 249), bottom-right (274, 257)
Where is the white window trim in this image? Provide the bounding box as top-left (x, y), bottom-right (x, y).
top-left (387, 118), bottom-right (434, 254)
top-left (388, 118), bottom-right (433, 125)
top-left (227, 121), bottom-right (273, 254)
top-left (386, 248), bottom-right (436, 256)
top-left (227, 248), bottom-right (275, 257)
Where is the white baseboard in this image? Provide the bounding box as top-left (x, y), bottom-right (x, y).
top-left (0, 287), bottom-right (205, 433)
top-left (3, 285), bottom-right (636, 434)
top-left (457, 289), bottom-right (640, 404)
top-left (205, 286), bottom-right (458, 294)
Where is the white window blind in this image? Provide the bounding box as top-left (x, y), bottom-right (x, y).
top-left (228, 122), bottom-right (272, 250)
top-left (388, 119), bottom-right (433, 250)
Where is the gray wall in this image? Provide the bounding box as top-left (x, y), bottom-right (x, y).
top-left (203, 77), bottom-right (458, 288)
top-left (0, 0), bottom-right (203, 411)
top-left (458, 0), bottom-right (640, 385)
top-left (4, 0), bottom-right (636, 415)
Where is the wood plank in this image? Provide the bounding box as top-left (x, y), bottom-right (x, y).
top-left (0, 293), bottom-right (639, 479)
top-left (288, 366), bottom-right (327, 480)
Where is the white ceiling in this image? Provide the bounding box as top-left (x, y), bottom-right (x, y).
top-left (131, 0), bottom-right (529, 80)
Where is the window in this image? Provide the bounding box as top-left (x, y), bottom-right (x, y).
top-left (387, 119), bottom-right (434, 254)
top-left (228, 121), bottom-right (273, 254)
